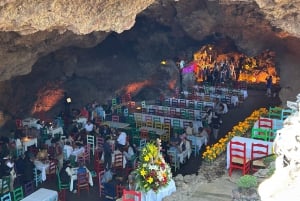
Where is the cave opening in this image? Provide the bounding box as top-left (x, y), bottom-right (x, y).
top-left (0, 16), bottom-right (281, 131)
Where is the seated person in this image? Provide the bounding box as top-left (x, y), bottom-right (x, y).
top-left (63, 141), bottom-right (74, 159)
top-left (116, 129), bottom-right (127, 151)
top-left (60, 160), bottom-right (72, 185)
top-left (84, 121), bottom-right (94, 133)
top-left (123, 142), bottom-right (136, 166)
top-left (178, 136), bottom-right (191, 163)
top-left (169, 132), bottom-right (181, 147)
top-left (185, 122), bottom-right (194, 135)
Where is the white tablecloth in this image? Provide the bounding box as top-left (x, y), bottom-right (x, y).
top-left (141, 179), bottom-right (176, 201)
top-left (74, 117), bottom-right (88, 126)
top-left (102, 121), bottom-right (130, 129)
top-left (34, 160), bottom-right (50, 181)
top-left (70, 147), bottom-right (85, 162)
top-left (22, 117), bottom-right (40, 129)
top-left (139, 126), bottom-right (166, 136)
top-left (22, 137), bottom-right (37, 151)
top-left (226, 136), bottom-right (273, 169)
top-left (20, 188), bottom-right (58, 201)
top-left (47, 127), bottom-right (64, 137)
top-left (69, 167), bottom-right (94, 191)
top-left (187, 135), bottom-right (207, 151)
top-left (253, 117), bottom-right (283, 131)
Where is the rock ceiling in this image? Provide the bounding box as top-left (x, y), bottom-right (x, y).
top-left (0, 0), bottom-right (300, 117)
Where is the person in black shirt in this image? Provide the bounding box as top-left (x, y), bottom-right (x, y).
top-left (103, 136), bottom-right (112, 171)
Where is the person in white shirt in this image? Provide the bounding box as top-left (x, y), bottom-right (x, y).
top-left (123, 142), bottom-right (136, 162)
top-left (84, 121), bottom-right (94, 133)
top-left (63, 141), bottom-right (74, 159)
top-left (116, 129), bottom-right (127, 151)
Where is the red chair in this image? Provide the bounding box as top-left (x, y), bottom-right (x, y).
top-left (96, 136), bottom-right (104, 153)
top-left (23, 180), bottom-right (35, 196)
top-left (77, 172), bottom-right (90, 195)
top-left (112, 115), bottom-right (120, 122)
top-left (122, 189), bottom-right (141, 201)
top-left (258, 117), bottom-right (273, 130)
top-left (116, 184), bottom-right (125, 199)
top-left (140, 129), bottom-right (149, 140)
top-left (16, 119), bottom-right (23, 129)
top-left (228, 141), bottom-right (250, 176)
top-left (58, 189), bottom-right (66, 201)
top-left (113, 152), bottom-right (124, 173)
top-left (46, 160), bottom-right (57, 180)
top-left (98, 171), bottom-right (105, 197)
top-left (251, 143), bottom-right (269, 172)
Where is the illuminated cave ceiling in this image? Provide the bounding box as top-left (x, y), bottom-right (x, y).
top-left (0, 0), bottom-right (300, 117)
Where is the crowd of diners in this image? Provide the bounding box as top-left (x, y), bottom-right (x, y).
top-left (0, 77), bottom-right (243, 200)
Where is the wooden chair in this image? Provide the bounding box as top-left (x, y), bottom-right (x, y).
top-left (268, 107), bottom-right (282, 119)
top-left (0, 192), bottom-right (12, 201)
top-left (251, 128), bottom-right (270, 141)
top-left (122, 189), bottom-right (142, 201)
top-left (251, 143), bottom-right (269, 172)
top-left (228, 141), bottom-right (250, 176)
top-left (56, 169), bottom-right (70, 191)
top-left (87, 135), bottom-right (95, 155)
top-left (46, 160), bottom-right (57, 180)
top-left (0, 176), bottom-right (10, 195)
top-left (281, 108), bottom-right (293, 120)
top-left (140, 129), bottom-right (149, 140)
top-left (167, 150), bottom-right (180, 172)
top-left (113, 152), bottom-right (124, 173)
top-left (96, 136), bottom-right (104, 153)
top-left (33, 168), bottom-right (43, 187)
top-left (12, 186), bottom-right (24, 201)
top-left (78, 145), bottom-right (91, 165)
top-left (112, 115), bottom-right (120, 122)
top-left (98, 170), bottom-right (105, 197)
top-left (77, 172), bottom-right (90, 195)
top-left (258, 117), bottom-right (273, 130)
top-left (23, 180), bottom-right (35, 196)
top-left (58, 189), bottom-right (66, 201)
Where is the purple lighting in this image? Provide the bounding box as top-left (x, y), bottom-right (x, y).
top-left (182, 63), bottom-right (196, 74)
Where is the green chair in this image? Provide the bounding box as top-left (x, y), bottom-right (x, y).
top-left (149, 130), bottom-right (157, 141)
top-left (281, 109), bottom-right (293, 120)
top-left (0, 192), bottom-right (11, 201)
top-left (167, 150), bottom-right (180, 172)
top-left (56, 168), bottom-right (70, 191)
top-left (251, 128), bottom-right (269, 141)
top-left (12, 186), bottom-right (23, 201)
top-left (268, 107), bottom-right (282, 119)
top-left (0, 176), bottom-right (10, 195)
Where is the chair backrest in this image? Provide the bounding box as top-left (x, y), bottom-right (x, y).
top-left (0, 176), bottom-right (10, 195)
top-left (139, 139), bottom-right (147, 150)
top-left (77, 172), bottom-right (89, 187)
top-left (251, 128), bottom-right (269, 141)
top-left (48, 160), bottom-right (57, 176)
top-left (281, 108), bottom-right (293, 120)
top-left (112, 115), bottom-right (120, 122)
top-left (251, 143), bottom-right (269, 160)
top-left (229, 141), bottom-right (247, 163)
top-left (0, 192), bottom-right (12, 201)
top-left (122, 189), bottom-right (141, 201)
top-left (98, 170), bottom-right (105, 197)
top-left (87, 135), bottom-right (95, 155)
top-left (23, 180), bottom-right (35, 196)
top-left (13, 186), bottom-right (24, 201)
top-left (258, 117), bottom-right (273, 130)
top-left (114, 153), bottom-right (124, 169)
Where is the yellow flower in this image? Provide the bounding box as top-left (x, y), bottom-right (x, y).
top-left (147, 177), bottom-right (154, 184)
top-left (144, 155), bottom-right (150, 162)
top-left (140, 168), bottom-right (147, 177)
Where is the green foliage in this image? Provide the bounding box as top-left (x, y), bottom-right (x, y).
top-left (237, 175), bottom-right (257, 189)
top-left (263, 155), bottom-right (276, 166)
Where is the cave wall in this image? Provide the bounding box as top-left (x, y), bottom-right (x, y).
top-left (0, 0), bottom-right (300, 120)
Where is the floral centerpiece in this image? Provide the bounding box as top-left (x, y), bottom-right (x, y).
top-left (135, 139), bottom-right (172, 193)
top-left (202, 107), bottom-right (268, 162)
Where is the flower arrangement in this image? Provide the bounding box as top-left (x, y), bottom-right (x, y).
top-left (202, 108), bottom-right (268, 162)
top-left (135, 139), bottom-right (172, 193)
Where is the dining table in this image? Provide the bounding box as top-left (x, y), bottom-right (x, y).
top-left (20, 188), bottom-right (58, 201)
top-left (47, 126), bottom-right (64, 137)
top-left (34, 160), bottom-right (50, 181)
top-left (102, 121), bottom-right (130, 129)
top-left (139, 126), bottom-right (166, 136)
top-left (69, 166), bottom-right (94, 191)
top-left (21, 137), bottom-right (38, 151)
top-left (226, 136), bottom-right (273, 169)
top-left (141, 179), bottom-right (176, 201)
top-left (187, 135), bottom-right (208, 152)
top-left (253, 117), bottom-right (283, 131)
